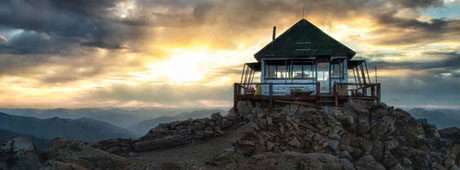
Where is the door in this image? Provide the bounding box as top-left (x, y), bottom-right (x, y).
top-left (317, 63), bottom-right (330, 94)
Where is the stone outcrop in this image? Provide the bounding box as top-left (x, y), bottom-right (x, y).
top-left (226, 100), bottom-right (458, 170)
top-left (94, 112), bottom-right (240, 154)
top-left (41, 138), bottom-right (129, 170)
top-left (0, 137), bottom-right (42, 170)
top-left (208, 152), bottom-right (352, 170)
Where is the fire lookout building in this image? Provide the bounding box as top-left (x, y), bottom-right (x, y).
top-left (234, 19), bottom-right (381, 107)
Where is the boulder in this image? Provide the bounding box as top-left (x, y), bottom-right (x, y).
top-left (46, 139), bottom-right (128, 170)
top-left (439, 127), bottom-right (460, 143)
top-left (0, 138), bottom-right (42, 170)
top-left (256, 152), bottom-right (347, 170)
top-left (354, 155), bottom-right (386, 170)
top-left (133, 135), bottom-right (192, 152)
top-left (40, 160), bottom-right (87, 170)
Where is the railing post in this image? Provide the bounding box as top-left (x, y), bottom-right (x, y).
top-left (269, 83), bottom-right (273, 109)
top-left (234, 83), bottom-right (238, 112)
top-left (371, 85), bottom-right (375, 97)
top-left (333, 83), bottom-right (338, 106)
top-left (316, 82), bottom-right (320, 104)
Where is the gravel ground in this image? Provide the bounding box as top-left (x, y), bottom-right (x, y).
top-left (126, 124), bottom-right (251, 170)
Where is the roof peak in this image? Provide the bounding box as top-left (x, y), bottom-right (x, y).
top-left (255, 19), bottom-right (356, 60)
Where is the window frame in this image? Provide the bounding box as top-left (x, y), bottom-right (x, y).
top-left (264, 60), bottom-right (316, 80)
top-left (330, 61), bottom-right (344, 79)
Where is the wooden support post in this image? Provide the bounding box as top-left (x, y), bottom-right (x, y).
top-left (316, 82), bottom-right (320, 104)
top-left (352, 68), bottom-right (358, 84)
top-left (249, 69), bottom-right (255, 84)
top-left (240, 65), bottom-right (246, 84)
top-left (360, 65), bottom-right (367, 85)
top-left (245, 69), bottom-right (252, 89)
top-left (233, 83), bottom-right (238, 112)
top-left (374, 65), bottom-right (378, 83)
top-left (243, 67), bottom-right (250, 89)
top-left (377, 84), bottom-right (381, 103)
top-left (333, 83), bottom-right (338, 106)
top-left (365, 62), bottom-right (371, 84)
top-left (355, 67), bottom-right (362, 86)
top-left (371, 86), bottom-right (375, 97)
top-left (360, 65), bottom-right (367, 96)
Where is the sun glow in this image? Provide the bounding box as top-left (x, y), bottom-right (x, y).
top-left (152, 53), bottom-right (207, 83)
top-left (136, 45), bottom-right (257, 85)
top-left (144, 48), bottom-right (220, 84)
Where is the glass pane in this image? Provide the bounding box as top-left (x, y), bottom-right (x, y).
top-left (331, 63), bottom-right (343, 78)
top-left (303, 64), bottom-right (313, 78)
top-left (292, 65), bottom-right (303, 78)
top-left (268, 65), bottom-right (276, 78)
top-left (317, 63), bottom-right (329, 81)
top-left (317, 71), bottom-right (329, 81)
top-left (276, 65), bottom-right (287, 79)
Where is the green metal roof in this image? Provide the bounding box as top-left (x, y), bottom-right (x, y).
top-left (255, 19), bottom-right (356, 60)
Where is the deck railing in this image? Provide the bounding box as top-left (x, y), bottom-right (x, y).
top-left (332, 83), bottom-right (381, 105)
top-left (234, 82), bottom-right (319, 96)
top-left (234, 82), bottom-right (381, 107)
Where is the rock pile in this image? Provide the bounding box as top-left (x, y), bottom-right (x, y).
top-left (95, 112), bottom-right (240, 154)
top-left (0, 138), bottom-right (130, 170)
top-left (224, 100), bottom-right (460, 170)
top-left (43, 138), bottom-right (129, 170)
top-left (0, 137), bottom-right (42, 170)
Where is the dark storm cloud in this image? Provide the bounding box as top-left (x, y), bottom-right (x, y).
top-left (394, 0), bottom-right (443, 8)
top-left (0, 0), bottom-right (145, 54)
top-left (0, 30), bottom-right (74, 54)
top-left (0, 0), bottom-right (452, 54)
top-left (142, 0), bottom-right (455, 47)
top-left (373, 15), bottom-right (460, 45)
top-left (373, 51), bottom-right (460, 72)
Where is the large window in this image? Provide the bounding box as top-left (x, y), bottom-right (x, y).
top-left (291, 65), bottom-right (303, 78)
top-left (265, 61), bottom-right (315, 79)
top-left (290, 63), bottom-right (314, 79)
top-left (331, 61), bottom-right (344, 79)
top-left (302, 64), bottom-right (315, 79)
top-left (266, 64), bottom-right (288, 79)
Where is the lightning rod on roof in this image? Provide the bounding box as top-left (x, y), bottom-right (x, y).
top-left (302, 1), bottom-right (305, 18)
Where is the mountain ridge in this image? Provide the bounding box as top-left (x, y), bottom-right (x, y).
top-left (0, 112), bottom-right (134, 142)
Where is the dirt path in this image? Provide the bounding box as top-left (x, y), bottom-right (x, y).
top-left (127, 124), bottom-right (250, 169)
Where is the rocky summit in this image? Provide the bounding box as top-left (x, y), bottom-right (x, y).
top-left (1, 101), bottom-right (460, 170)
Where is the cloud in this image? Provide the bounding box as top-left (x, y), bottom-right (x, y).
top-left (0, 0), bottom-right (147, 53)
top-left (374, 51), bottom-right (460, 70)
top-left (382, 76), bottom-right (460, 107)
top-left (0, 35), bottom-right (6, 44)
top-left (83, 83), bottom-right (233, 107)
top-left (371, 16), bottom-right (460, 46)
top-left (0, 0), bottom-right (454, 55)
top-left (0, 0), bottom-right (460, 108)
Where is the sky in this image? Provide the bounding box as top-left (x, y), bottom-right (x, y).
top-left (0, 0), bottom-right (460, 109)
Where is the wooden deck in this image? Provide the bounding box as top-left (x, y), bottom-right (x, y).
top-left (233, 82), bottom-right (380, 109)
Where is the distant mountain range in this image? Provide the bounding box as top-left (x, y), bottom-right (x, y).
top-left (0, 107), bottom-right (224, 128)
top-left (408, 108), bottom-right (460, 128)
top-left (129, 109), bottom-right (223, 136)
top-left (0, 112), bottom-right (134, 142)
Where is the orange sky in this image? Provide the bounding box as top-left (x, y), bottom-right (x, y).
top-left (1, 0), bottom-right (460, 108)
